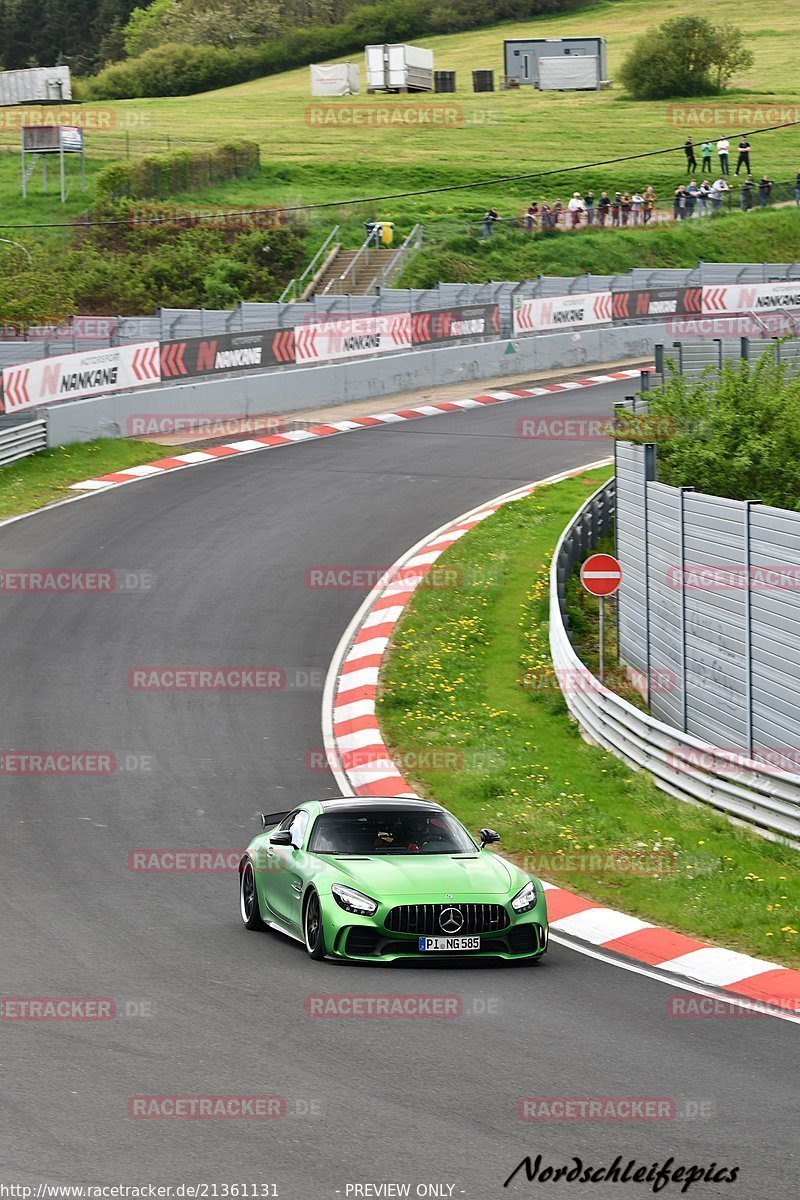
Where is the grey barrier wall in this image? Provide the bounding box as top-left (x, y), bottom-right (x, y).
top-left (45, 321), bottom-right (659, 447)
top-left (616, 340), bottom-right (800, 767)
top-left (551, 481), bottom-right (800, 845)
top-left (3, 258), bottom-right (800, 370)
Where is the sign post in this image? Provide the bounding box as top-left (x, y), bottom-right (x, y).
top-left (580, 553), bottom-right (623, 683)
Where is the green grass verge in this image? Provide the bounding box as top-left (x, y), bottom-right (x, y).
top-left (398, 209), bottom-right (800, 288)
top-left (378, 467), bottom-right (800, 967)
top-left (0, 439), bottom-right (171, 520)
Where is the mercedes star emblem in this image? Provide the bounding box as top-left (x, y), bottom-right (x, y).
top-left (439, 906), bottom-right (465, 934)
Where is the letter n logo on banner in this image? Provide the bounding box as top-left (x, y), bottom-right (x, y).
top-left (542, 303), bottom-right (552, 326)
top-left (196, 340), bottom-right (218, 373)
top-left (636, 293), bottom-right (650, 316)
top-left (42, 362), bottom-right (61, 395)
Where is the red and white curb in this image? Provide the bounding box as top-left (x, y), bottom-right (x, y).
top-left (322, 470), bottom-right (800, 1020)
top-left (67, 369), bottom-right (645, 492)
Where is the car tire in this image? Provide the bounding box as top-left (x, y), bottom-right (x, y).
top-left (303, 889), bottom-right (327, 960)
top-left (240, 859), bottom-right (267, 931)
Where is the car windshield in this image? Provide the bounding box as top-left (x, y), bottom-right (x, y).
top-left (308, 809), bottom-right (477, 855)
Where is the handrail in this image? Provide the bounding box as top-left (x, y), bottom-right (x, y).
top-left (363, 224), bottom-right (424, 295)
top-left (279, 225), bottom-right (340, 304)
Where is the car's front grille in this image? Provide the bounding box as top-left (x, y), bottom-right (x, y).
top-left (384, 903), bottom-right (509, 936)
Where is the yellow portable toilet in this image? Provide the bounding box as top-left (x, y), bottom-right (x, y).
top-left (379, 221), bottom-right (395, 246)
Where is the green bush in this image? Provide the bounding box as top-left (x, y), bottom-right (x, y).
top-left (64, 201), bottom-right (309, 313)
top-left (619, 16), bottom-right (754, 101)
top-left (623, 350), bottom-right (800, 510)
top-left (95, 141), bottom-right (260, 200)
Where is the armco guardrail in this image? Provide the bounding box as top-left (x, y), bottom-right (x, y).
top-left (0, 415), bottom-right (47, 466)
top-left (551, 480), bottom-right (800, 846)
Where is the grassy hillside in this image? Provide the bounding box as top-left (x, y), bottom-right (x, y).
top-left (0, 0), bottom-right (798, 297)
top-left (399, 209), bottom-right (800, 287)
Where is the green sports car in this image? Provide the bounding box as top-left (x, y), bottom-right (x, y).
top-left (238, 797), bottom-right (548, 962)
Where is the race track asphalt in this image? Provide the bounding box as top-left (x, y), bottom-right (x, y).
top-left (0, 380), bottom-right (796, 1199)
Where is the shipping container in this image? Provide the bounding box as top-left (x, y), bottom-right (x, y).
top-left (503, 37), bottom-right (606, 88)
top-left (365, 44), bottom-right (433, 93)
top-left (0, 66), bottom-right (72, 107)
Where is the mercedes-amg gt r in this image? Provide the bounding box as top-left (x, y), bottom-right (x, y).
top-left (238, 797), bottom-right (548, 962)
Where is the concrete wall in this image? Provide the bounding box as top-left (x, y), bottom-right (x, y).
top-left (45, 323), bottom-right (660, 447)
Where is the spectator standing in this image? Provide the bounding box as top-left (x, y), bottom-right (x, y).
top-left (482, 207), bottom-right (499, 237)
top-left (710, 177), bottom-right (729, 212)
top-left (735, 136), bottom-right (752, 176)
top-left (643, 185), bottom-right (656, 223)
top-left (611, 192), bottom-right (622, 226)
top-left (758, 175), bottom-right (773, 207)
top-left (630, 192), bottom-right (644, 226)
top-left (700, 140), bottom-right (713, 173)
top-left (584, 190), bottom-right (595, 225)
top-left (567, 192), bottom-right (585, 228)
top-left (620, 192), bottom-right (632, 225)
top-left (552, 199), bottom-right (563, 227)
top-left (524, 201), bottom-right (539, 231)
top-left (673, 185), bottom-right (687, 220)
top-left (684, 137), bottom-right (697, 172)
top-left (597, 192), bottom-right (611, 226)
top-left (539, 201), bottom-right (551, 229)
top-left (697, 180), bottom-right (711, 216)
top-left (740, 177), bottom-right (754, 211)
top-left (685, 180), bottom-right (699, 219)
top-left (717, 137), bottom-right (730, 175)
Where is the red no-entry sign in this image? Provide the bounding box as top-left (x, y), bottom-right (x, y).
top-left (580, 553), bottom-right (623, 597)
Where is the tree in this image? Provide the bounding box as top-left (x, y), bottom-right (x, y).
top-left (619, 16), bottom-right (754, 101)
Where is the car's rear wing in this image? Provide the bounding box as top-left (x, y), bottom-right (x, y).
top-left (260, 810), bottom-right (290, 830)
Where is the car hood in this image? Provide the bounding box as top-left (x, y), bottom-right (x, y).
top-left (321, 852), bottom-right (517, 897)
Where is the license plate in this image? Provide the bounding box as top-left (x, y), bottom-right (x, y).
top-left (418, 936), bottom-right (480, 951)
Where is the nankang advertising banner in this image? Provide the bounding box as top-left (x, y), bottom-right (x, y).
top-left (294, 313), bottom-right (412, 364)
top-left (513, 292), bottom-right (612, 335)
top-left (1, 342), bottom-right (160, 413)
top-left (611, 288), bottom-right (697, 322)
top-left (160, 329), bottom-right (295, 379)
top-left (701, 281), bottom-right (800, 315)
top-left (411, 304), bottom-right (500, 345)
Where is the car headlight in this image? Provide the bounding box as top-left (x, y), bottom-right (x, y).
top-left (511, 881), bottom-right (538, 914)
top-left (331, 883), bottom-right (378, 916)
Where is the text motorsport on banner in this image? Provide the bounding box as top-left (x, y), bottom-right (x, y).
top-left (1, 343), bottom-right (161, 413)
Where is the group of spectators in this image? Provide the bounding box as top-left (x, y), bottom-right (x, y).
top-left (479, 135), bottom-right (797, 237)
top-left (683, 135), bottom-right (752, 177)
top-left (508, 188), bottom-right (660, 234)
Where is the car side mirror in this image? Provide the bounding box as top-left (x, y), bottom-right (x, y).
top-left (270, 829), bottom-right (293, 846)
top-left (479, 828), bottom-right (500, 848)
